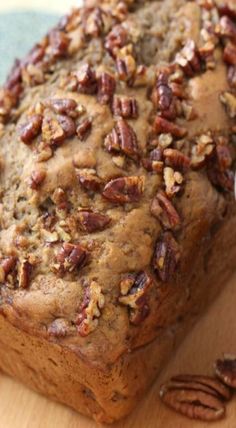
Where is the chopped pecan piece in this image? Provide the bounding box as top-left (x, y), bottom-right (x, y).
top-left (215, 355), bottom-right (236, 388)
top-left (0, 256), bottom-right (17, 283)
top-left (46, 98), bottom-right (78, 117)
top-left (191, 134), bottom-right (214, 169)
top-left (116, 52), bottom-right (136, 81)
top-left (228, 65), bottom-right (236, 87)
top-left (217, 16), bottom-right (236, 41)
top-left (104, 118), bottom-right (139, 160)
top-left (160, 374), bottom-right (229, 422)
top-left (152, 72), bottom-right (176, 119)
top-left (163, 148), bottom-right (190, 171)
top-left (150, 190), bottom-right (181, 230)
top-left (102, 176), bottom-right (145, 204)
top-left (57, 114), bottom-right (76, 138)
top-left (223, 42), bottom-right (236, 65)
top-left (76, 281), bottom-right (105, 336)
top-left (164, 167), bottom-right (184, 197)
top-left (105, 25), bottom-right (128, 56)
top-left (175, 40), bottom-right (202, 77)
top-left (49, 30), bottom-right (70, 57)
top-left (77, 118), bottom-right (92, 141)
top-left (29, 169), bottom-right (46, 190)
top-left (77, 210), bottom-right (111, 233)
top-left (153, 116), bottom-right (187, 138)
top-left (97, 72), bottom-right (116, 105)
top-left (220, 91), bottom-right (236, 118)
top-left (56, 243), bottom-right (88, 275)
top-left (75, 64), bottom-right (97, 94)
top-left (18, 259), bottom-right (33, 288)
top-left (218, 3), bottom-right (236, 20)
top-left (21, 64), bottom-right (45, 87)
top-left (207, 143), bottom-right (234, 192)
top-left (142, 148), bottom-right (164, 173)
top-left (84, 7), bottom-right (110, 37)
top-left (76, 168), bottom-right (102, 192)
top-left (119, 271), bottom-right (152, 325)
top-left (42, 116), bottom-right (65, 144)
top-left (48, 318), bottom-right (70, 337)
top-left (153, 231), bottom-right (180, 282)
top-left (112, 96), bottom-right (138, 118)
top-left (132, 64), bottom-right (156, 87)
top-left (18, 114), bottom-right (43, 144)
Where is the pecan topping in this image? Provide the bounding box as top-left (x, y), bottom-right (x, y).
top-left (18, 114), bottom-right (43, 144)
top-left (57, 114), bottom-right (76, 138)
top-left (217, 16), bottom-right (236, 41)
top-left (97, 72), bottom-right (116, 105)
top-left (0, 256), bottom-right (17, 283)
top-left (42, 116), bottom-right (65, 144)
top-left (164, 167), bottom-right (184, 197)
top-left (84, 7), bottom-right (110, 37)
top-left (215, 355), bottom-right (236, 388)
top-left (55, 243), bottom-right (88, 275)
top-left (112, 96), bottom-right (138, 119)
top-left (119, 271), bottom-right (152, 325)
top-left (76, 281), bottom-right (105, 337)
top-left (218, 3), bottom-right (236, 20)
top-left (160, 374), bottom-right (228, 422)
top-left (207, 143), bottom-right (234, 192)
top-left (49, 30), bottom-right (70, 58)
top-left (105, 25), bottom-right (128, 56)
top-left (76, 168), bottom-right (102, 192)
top-left (142, 148), bottom-right (164, 173)
top-left (223, 42), bottom-right (236, 65)
top-left (104, 118), bottom-right (139, 159)
top-left (77, 118), bottom-right (92, 141)
top-left (228, 65), bottom-right (236, 87)
top-left (150, 190), bottom-right (181, 230)
top-left (18, 259), bottom-right (33, 288)
top-left (153, 231), bottom-right (180, 282)
top-left (46, 98), bottom-right (78, 117)
top-left (220, 91), bottom-right (236, 118)
top-left (163, 148), bottom-right (190, 171)
top-left (116, 51), bottom-right (136, 81)
top-left (152, 72), bottom-right (176, 120)
top-left (21, 64), bottom-right (44, 87)
top-left (175, 40), bottom-right (202, 77)
top-left (153, 116), bottom-right (187, 138)
top-left (29, 169), bottom-right (46, 190)
top-left (75, 64), bottom-right (97, 94)
top-left (77, 210), bottom-right (111, 233)
top-left (102, 176), bottom-right (145, 204)
top-left (191, 134), bottom-right (214, 169)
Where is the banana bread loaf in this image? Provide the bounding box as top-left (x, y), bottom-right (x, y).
top-left (0, 0), bottom-right (235, 423)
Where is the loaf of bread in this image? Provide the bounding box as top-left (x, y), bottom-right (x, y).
top-left (0, 0), bottom-right (235, 423)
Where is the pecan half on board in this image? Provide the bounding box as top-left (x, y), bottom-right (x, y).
top-left (160, 374), bottom-right (231, 422)
top-left (215, 355), bottom-right (236, 388)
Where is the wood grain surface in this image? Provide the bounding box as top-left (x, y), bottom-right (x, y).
top-left (0, 273), bottom-right (236, 428)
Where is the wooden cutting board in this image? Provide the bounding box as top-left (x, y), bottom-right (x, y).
top-left (1, 273), bottom-right (236, 428)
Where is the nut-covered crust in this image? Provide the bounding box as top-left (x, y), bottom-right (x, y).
top-left (0, 0), bottom-right (235, 423)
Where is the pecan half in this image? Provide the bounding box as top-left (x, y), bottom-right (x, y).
top-left (112, 96), bottom-right (138, 119)
top-left (46, 98), bottom-right (78, 117)
top-left (215, 355), bottom-right (236, 388)
top-left (77, 118), bottom-right (92, 141)
top-left (75, 64), bottom-right (97, 94)
top-left (76, 168), bottom-right (102, 192)
top-left (153, 116), bottom-right (187, 138)
top-left (97, 72), bottom-right (116, 105)
top-left (76, 280), bottom-right (105, 336)
top-left (104, 118), bottom-right (139, 160)
top-left (153, 231), bottom-right (180, 282)
top-left (170, 374), bottom-right (231, 401)
top-left (18, 259), bottom-right (33, 288)
top-left (77, 210), bottom-right (111, 233)
top-left (18, 114), bottom-right (43, 144)
top-left (29, 169), bottom-right (46, 189)
top-left (119, 271), bottom-right (152, 325)
top-left (220, 91), bottom-right (236, 118)
top-left (163, 148), bottom-right (190, 171)
top-left (49, 30), bottom-right (70, 58)
top-left (102, 176), bottom-right (145, 204)
top-left (105, 24), bottom-right (128, 56)
top-left (55, 243), bottom-right (88, 275)
top-left (160, 375), bottom-right (227, 422)
top-left (164, 167), bottom-right (184, 197)
top-left (175, 40), bottom-right (202, 77)
top-left (150, 190), bottom-right (181, 230)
